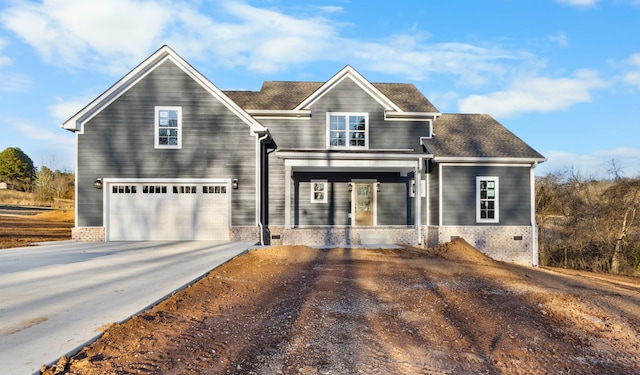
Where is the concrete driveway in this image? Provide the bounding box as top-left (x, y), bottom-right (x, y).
top-left (0, 240), bottom-right (254, 375)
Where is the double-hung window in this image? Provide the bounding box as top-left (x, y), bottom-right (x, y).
top-left (477, 176), bottom-right (499, 223)
top-left (155, 106), bottom-right (182, 149)
top-left (310, 180), bottom-right (328, 203)
top-left (327, 113), bottom-right (368, 149)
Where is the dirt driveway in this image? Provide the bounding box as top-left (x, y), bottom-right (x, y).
top-left (42, 240), bottom-right (640, 375)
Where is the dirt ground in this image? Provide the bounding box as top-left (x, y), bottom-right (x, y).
top-left (39, 240), bottom-right (640, 375)
top-left (0, 210), bottom-right (73, 249)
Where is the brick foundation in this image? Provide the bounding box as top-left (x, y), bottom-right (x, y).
top-left (275, 226), bottom-right (418, 246)
top-left (72, 227), bottom-right (106, 242)
top-left (430, 226), bottom-right (534, 266)
top-left (229, 226), bottom-right (261, 242)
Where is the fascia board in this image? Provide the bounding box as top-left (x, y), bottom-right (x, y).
top-left (434, 157), bottom-right (548, 164)
top-left (384, 111), bottom-right (441, 121)
top-left (293, 66), bottom-right (402, 112)
top-left (276, 150), bottom-right (433, 160)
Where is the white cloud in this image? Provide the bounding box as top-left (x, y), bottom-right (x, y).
top-left (537, 148), bottom-right (640, 178)
top-left (49, 95), bottom-right (97, 124)
top-left (0, 38), bottom-right (11, 67)
top-left (8, 117), bottom-right (74, 145)
top-left (351, 33), bottom-right (530, 85)
top-left (1, 0), bottom-right (343, 74)
top-left (457, 70), bottom-right (608, 117)
top-left (548, 32), bottom-right (568, 47)
top-left (621, 53), bottom-right (640, 88)
top-left (555, 0), bottom-right (598, 7)
top-left (0, 72), bottom-right (31, 92)
top-left (1, 0), bottom-right (173, 74)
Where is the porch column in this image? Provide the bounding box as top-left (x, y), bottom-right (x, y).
top-left (284, 165), bottom-right (292, 229)
top-left (415, 160), bottom-right (422, 244)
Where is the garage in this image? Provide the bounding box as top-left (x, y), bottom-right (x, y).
top-left (106, 180), bottom-right (230, 241)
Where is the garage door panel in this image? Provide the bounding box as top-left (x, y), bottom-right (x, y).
top-left (107, 182), bottom-right (229, 241)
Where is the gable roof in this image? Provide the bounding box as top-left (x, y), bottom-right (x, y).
top-left (61, 45), bottom-right (266, 134)
top-left (224, 81), bottom-right (439, 113)
top-left (423, 114), bottom-right (546, 161)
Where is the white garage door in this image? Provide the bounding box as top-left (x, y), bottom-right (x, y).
top-left (107, 182), bottom-right (229, 241)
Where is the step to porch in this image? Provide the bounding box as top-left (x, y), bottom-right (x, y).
top-left (359, 232), bottom-right (394, 245)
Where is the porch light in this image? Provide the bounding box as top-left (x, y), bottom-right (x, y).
top-left (377, 182), bottom-right (381, 192)
top-left (232, 179), bottom-right (239, 190)
top-left (94, 178), bottom-right (103, 190)
top-left (348, 182), bottom-right (353, 192)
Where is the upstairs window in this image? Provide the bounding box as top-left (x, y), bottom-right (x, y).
top-left (327, 113), bottom-right (368, 149)
top-left (155, 106), bottom-right (182, 149)
top-left (476, 176), bottom-right (499, 223)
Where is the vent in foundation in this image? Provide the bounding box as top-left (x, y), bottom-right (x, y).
top-left (271, 234), bottom-right (281, 239)
top-left (513, 235), bottom-right (523, 241)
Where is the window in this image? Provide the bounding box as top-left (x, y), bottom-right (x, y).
top-left (203, 185), bottom-right (227, 194)
top-left (155, 106), bottom-right (182, 149)
top-left (311, 180), bottom-right (328, 203)
top-left (143, 185), bottom-right (167, 194)
top-left (327, 113), bottom-right (368, 148)
top-left (477, 177), bottom-right (499, 223)
top-left (173, 186), bottom-right (196, 194)
top-left (112, 185), bottom-right (137, 194)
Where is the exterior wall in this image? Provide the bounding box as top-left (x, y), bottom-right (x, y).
top-left (76, 60), bottom-right (257, 229)
top-left (229, 226), bottom-right (260, 242)
top-left (440, 165), bottom-right (531, 226)
top-left (427, 161), bottom-right (439, 226)
top-left (279, 226), bottom-right (418, 246)
top-left (72, 226), bottom-right (259, 242)
top-left (72, 227), bottom-right (105, 242)
top-left (432, 225), bottom-right (534, 266)
top-left (261, 77), bottom-right (432, 226)
top-left (292, 172), bottom-right (412, 227)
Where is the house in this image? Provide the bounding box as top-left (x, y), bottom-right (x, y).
top-left (62, 46), bottom-right (545, 266)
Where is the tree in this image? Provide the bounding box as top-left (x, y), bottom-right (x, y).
top-left (0, 147), bottom-right (35, 191)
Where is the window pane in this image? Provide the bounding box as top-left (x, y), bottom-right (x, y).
top-left (330, 115), bottom-right (346, 131)
top-left (330, 133), bottom-right (345, 146)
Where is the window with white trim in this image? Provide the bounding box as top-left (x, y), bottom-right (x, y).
top-left (155, 106), bottom-right (182, 148)
top-left (327, 113), bottom-right (368, 148)
top-left (311, 180), bottom-right (328, 203)
top-left (477, 177), bottom-right (499, 223)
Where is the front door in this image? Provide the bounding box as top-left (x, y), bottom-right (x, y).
top-left (354, 183), bottom-right (374, 226)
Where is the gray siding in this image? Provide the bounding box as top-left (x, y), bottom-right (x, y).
top-left (440, 165), bottom-right (531, 226)
top-left (291, 172), bottom-right (411, 227)
top-left (427, 161), bottom-right (440, 225)
top-left (77, 60), bottom-right (257, 227)
top-left (262, 77), bottom-right (432, 225)
top-left (311, 79), bottom-right (430, 151)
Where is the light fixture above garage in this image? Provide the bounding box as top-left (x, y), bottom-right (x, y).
top-left (94, 178), bottom-right (103, 189)
top-left (232, 179), bottom-right (238, 190)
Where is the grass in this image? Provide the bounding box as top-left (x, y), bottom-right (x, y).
top-left (33, 210), bottom-right (74, 222)
top-left (0, 190), bottom-right (73, 209)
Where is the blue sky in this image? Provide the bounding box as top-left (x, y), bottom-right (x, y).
top-left (1, 0), bottom-right (640, 177)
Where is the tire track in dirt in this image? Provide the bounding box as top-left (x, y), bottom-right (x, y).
top-left (43, 243), bottom-right (640, 375)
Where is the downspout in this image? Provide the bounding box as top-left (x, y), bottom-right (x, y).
top-left (256, 132), bottom-right (270, 246)
top-left (416, 157), bottom-right (423, 245)
top-left (531, 161), bottom-right (539, 267)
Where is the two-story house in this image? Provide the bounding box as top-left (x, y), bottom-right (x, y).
top-left (63, 46), bottom-right (545, 266)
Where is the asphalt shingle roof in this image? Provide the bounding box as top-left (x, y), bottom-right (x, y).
top-left (425, 114), bottom-right (545, 159)
top-left (224, 82), bottom-right (439, 112)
